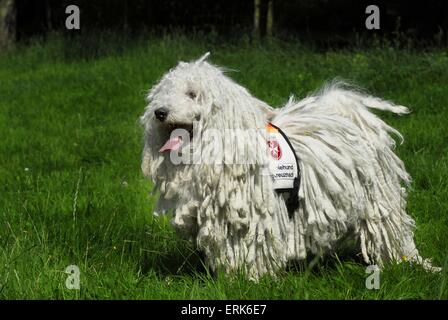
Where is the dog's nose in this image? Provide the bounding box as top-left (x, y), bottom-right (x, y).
top-left (154, 107), bottom-right (169, 122)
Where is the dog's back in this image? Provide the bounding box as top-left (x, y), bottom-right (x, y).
top-left (270, 82), bottom-right (439, 272)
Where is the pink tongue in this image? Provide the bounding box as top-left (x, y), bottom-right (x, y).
top-left (159, 136), bottom-right (183, 153)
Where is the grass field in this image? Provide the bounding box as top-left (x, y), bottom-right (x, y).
top-left (0, 35), bottom-right (447, 299)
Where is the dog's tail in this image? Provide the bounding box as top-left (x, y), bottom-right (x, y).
top-left (317, 80), bottom-right (410, 114)
top-left (318, 81), bottom-right (409, 141)
top-left (276, 81), bottom-right (410, 147)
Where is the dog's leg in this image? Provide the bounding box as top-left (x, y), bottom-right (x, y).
top-left (358, 217), bottom-right (441, 272)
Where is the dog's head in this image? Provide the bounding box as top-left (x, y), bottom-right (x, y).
top-left (140, 54), bottom-right (280, 230)
top-left (140, 52), bottom-right (277, 205)
top-left (141, 53), bottom-right (217, 152)
top-left (141, 53), bottom-right (275, 155)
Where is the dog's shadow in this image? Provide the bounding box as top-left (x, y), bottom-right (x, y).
top-left (138, 227), bottom-right (366, 278)
top-left (285, 251), bottom-right (367, 276)
top-left (139, 247), bottom-right (366, 279)
top-left (139, 245), bottom-right (210, 278)
top-left (285, 234), bottom-right (366, 275)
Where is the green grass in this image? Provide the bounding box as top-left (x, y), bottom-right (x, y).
top-left (0, 35), bottom-right (447, 299)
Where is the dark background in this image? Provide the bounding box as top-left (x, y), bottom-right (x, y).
top-left (5, 0), bottom-right (448, 47)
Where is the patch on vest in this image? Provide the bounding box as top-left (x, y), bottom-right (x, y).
top-left (266, 123), bottom-right (299, 191)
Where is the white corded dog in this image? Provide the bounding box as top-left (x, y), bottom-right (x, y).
top-left (140, 53), bottom-right (439, 279)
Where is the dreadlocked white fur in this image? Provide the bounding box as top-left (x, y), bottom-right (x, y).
top-left (140, 53), bottom-right (439, 279)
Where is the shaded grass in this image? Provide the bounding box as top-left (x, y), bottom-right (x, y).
top-left (0, 35), bottom-right (447, 299)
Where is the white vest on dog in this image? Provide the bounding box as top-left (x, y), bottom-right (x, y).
top-left (266, 123), bottom-right (299, 191)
